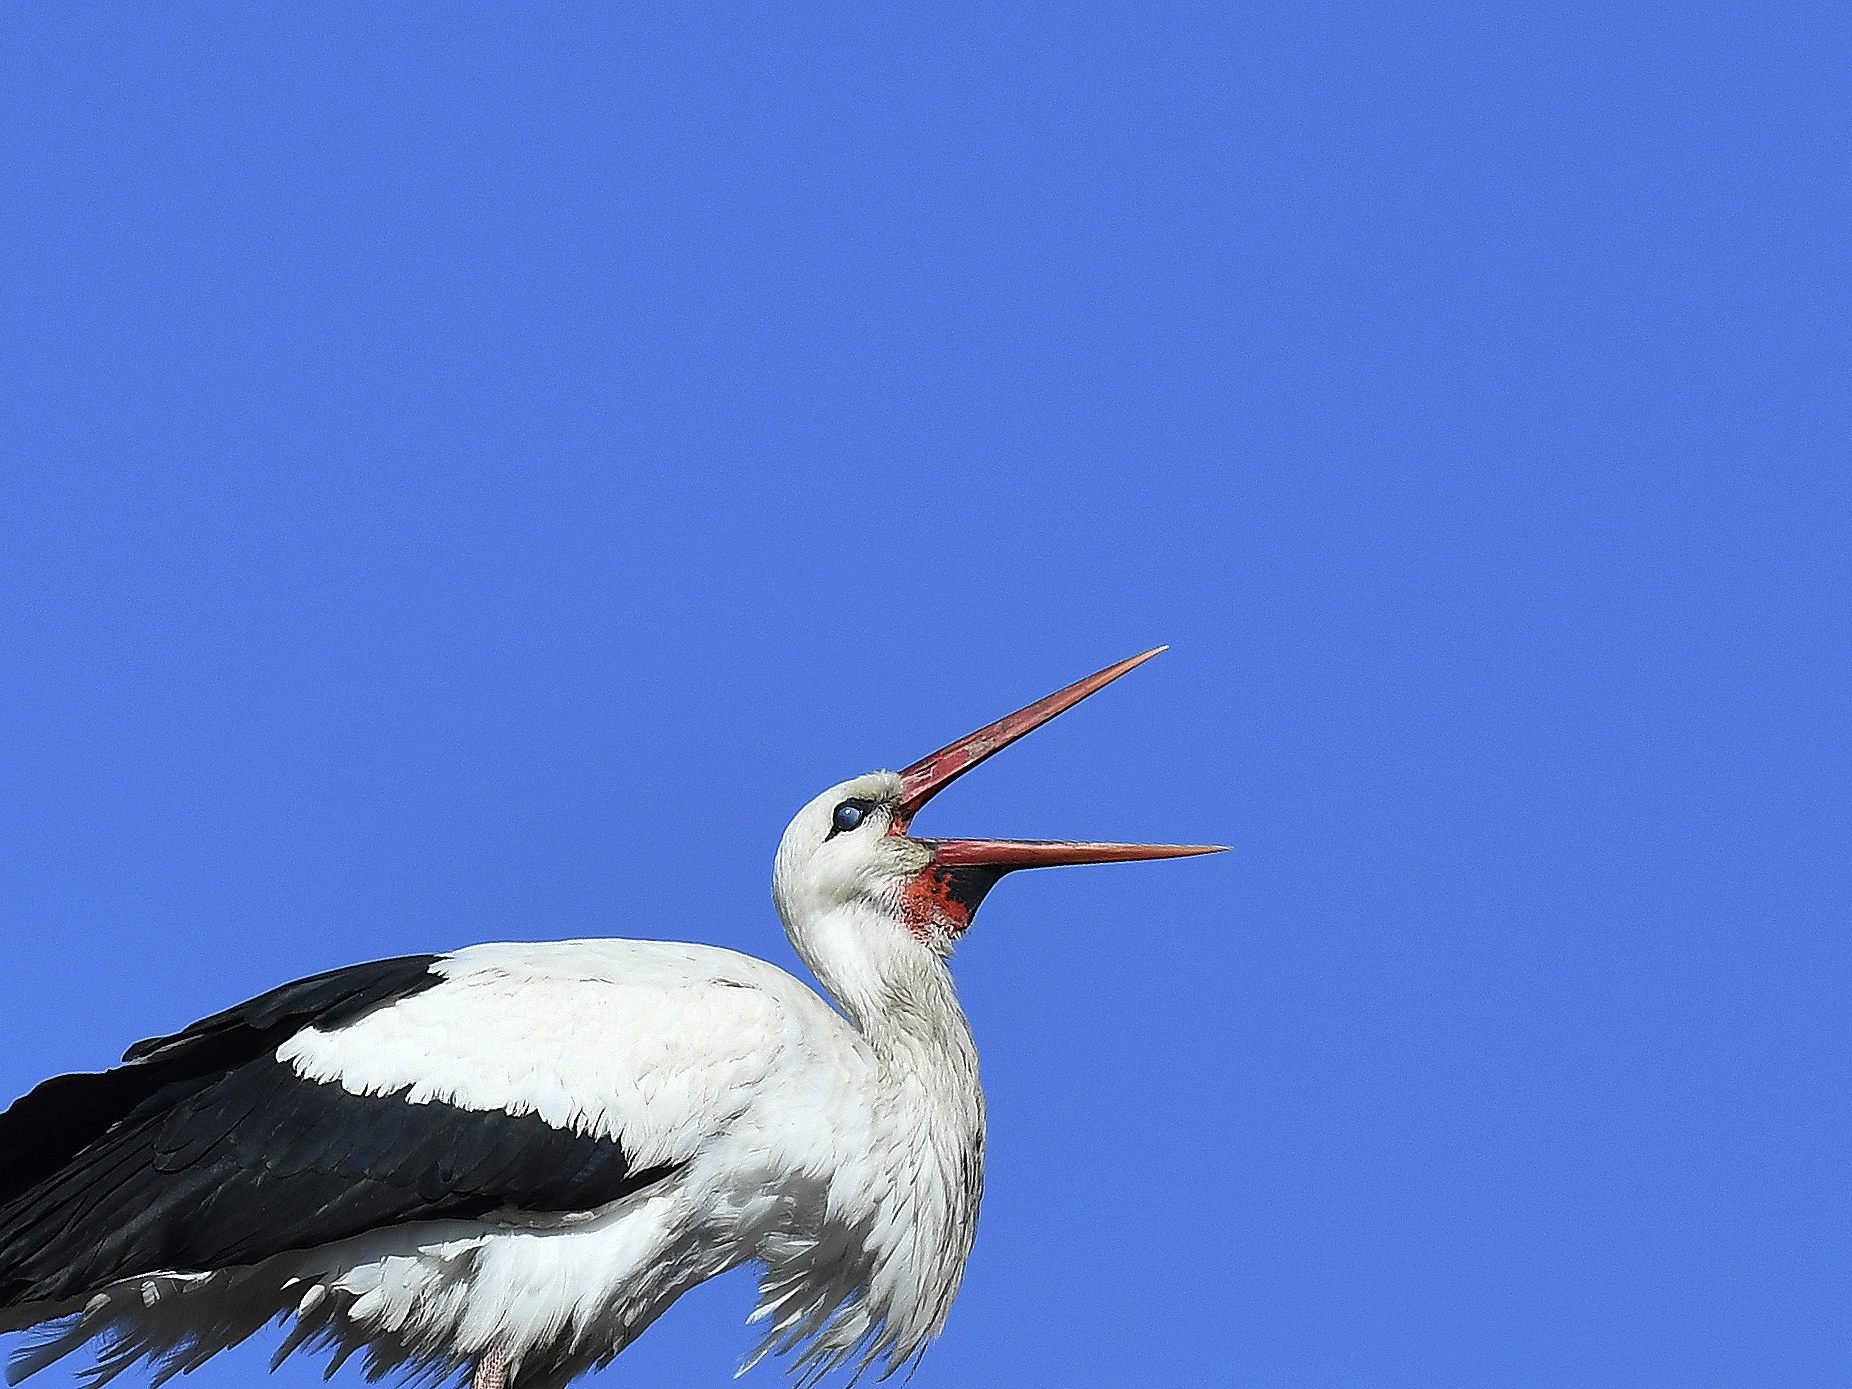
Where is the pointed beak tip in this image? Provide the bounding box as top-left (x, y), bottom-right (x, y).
top-left (1133, 842), bottom-right (1229, 862)
top-left (896, 646), bottom-right (1180, 817)
top-left (1110, 644), bottom-right (1170, 679)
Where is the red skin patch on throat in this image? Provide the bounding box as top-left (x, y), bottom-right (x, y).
top-left (899, 867), bottom-right (975, 941)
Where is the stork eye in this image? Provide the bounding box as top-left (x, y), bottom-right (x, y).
top-left (829, 800), bottom-right (869, 836)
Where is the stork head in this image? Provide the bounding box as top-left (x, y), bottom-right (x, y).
top-left (772, 649), bottom-right (1222, 1007)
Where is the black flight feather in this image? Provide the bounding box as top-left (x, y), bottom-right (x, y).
top-left (0, 954), bottom-right (675, 1308)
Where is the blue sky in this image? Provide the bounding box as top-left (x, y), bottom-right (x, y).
top-left (1, 5), bottom-right (1845, 1386)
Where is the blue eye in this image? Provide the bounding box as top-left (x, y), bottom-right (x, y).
top-left (831, 801), bottom-right (868, 834)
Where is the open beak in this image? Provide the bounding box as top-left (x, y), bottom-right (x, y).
top-left (892, 647), bottom-right (1225, 870)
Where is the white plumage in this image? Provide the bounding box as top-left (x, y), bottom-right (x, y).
top-left (0, 652), bottom-right (1217, 1387)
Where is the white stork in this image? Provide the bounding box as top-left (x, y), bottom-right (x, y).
top-left (0, 649), bottom-right (1219, 1388)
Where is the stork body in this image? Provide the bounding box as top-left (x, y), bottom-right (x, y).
top-left (3, 933), bottom-right (977, 1386)
top-left (0, 653), bottom-right (1215, 1386)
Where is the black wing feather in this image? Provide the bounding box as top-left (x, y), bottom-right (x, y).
top-left (0, 955), bottom-right (675, 1308)
top-left (0, 955), bottom-right (443, 1209)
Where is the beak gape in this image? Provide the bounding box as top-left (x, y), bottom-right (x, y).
top-left (891, 648), bottom-right (1225, 890)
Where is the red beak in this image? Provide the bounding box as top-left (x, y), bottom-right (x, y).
top-left (892, 648), bottom-right (1225, 870)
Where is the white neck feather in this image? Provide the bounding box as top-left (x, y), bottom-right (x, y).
top-left (775, 900), bottom-right (987, 1372)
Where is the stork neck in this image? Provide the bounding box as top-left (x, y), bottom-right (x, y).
top-left (834, 913), bottom-right (985, 1359)
top-left (859, 945), bottom-right (978, 1076)
top-left (767, 902), bottom-right (987, 1367)
top-left (784, 902), bottom-right (979, 1069)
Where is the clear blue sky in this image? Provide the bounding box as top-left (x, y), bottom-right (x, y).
top-left (1, 5), bottom-right (1844, 1386)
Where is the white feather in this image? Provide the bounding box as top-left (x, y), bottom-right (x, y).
top-left (8, 771), bottom-right (989, 1387)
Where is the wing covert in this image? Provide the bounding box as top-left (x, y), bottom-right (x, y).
top-left (0, 943), bottom-right (788, 1309)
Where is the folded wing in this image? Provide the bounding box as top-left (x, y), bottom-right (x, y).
top-left (0, 943), bottom-right (787, 1310)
